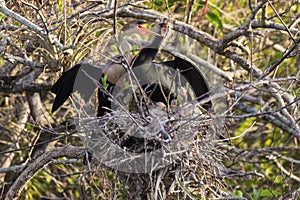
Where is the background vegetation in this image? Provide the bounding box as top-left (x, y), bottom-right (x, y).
top-left (0, 0), bottom-right (299, 199)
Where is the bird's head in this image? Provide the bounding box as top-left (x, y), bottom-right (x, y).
top-left (121, 20), bottom-right (149, 37)
top-left (150, 21), bottom-right (168, 37)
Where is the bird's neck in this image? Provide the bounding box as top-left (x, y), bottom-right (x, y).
top-left (148, 35), bottom-right (163, 49)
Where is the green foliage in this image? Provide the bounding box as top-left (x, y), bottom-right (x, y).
top-left (206, 5), bottom-right (223, 31)
top-left (0, 12), bottom-right (6, 20)
top-left (25, 123), bottom-right (34, 131)
top-left (23, 171), bottom-right (51, 199)
top-left (251, 188), bottom-right (281, 199)
top-left (101, 74), bottom-right (109, 89)
top-left (57, 0), bottom-right (64, 13)
top-left (233, 189), bottom-right (243, 197)
top-left (153, 0), bottom-right (163, 7)
top-left (291, 86), bottom-right (300, 97)
top-left (123, 45), bottom-right (138, 54)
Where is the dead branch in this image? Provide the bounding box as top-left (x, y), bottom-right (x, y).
top-left (4, 146), bottom-right (85, 200)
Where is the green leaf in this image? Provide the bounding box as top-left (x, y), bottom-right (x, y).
top-left (271, 190), bottom-right (281, 196)
top-left (26, 123), bottom-right (34, 131)
top-left (123, 82), bottom-right (130, 90)
top-left (291, 89), bottom-right (296, 97)
top-left (0, 13), bottom-right (6, 20)
top-left (154, 0), bottom-right (163, 7)
top-left (131, 45), bottom-right (138, 52)
top-left (107, 171), bottom-right (114, 180)
top-left (259, 189), bottom-right (272, 197)
top-left (123, 45), bottom-right (137, 54)
top-left (66, 177), bottom-right (74, 184)
top-left (233, 190), bottom-right (244, 197)
top-left (57, 0), bottom-right (64, 13)
top-left (206, 6), bottom-right (223, 31)
top-left (101, 74), bottom-right (109, 89)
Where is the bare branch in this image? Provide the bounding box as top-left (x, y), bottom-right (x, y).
top-left (4, 146), bottom-right (85, 200)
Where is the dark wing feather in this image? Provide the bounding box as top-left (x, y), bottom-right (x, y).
top-left (51, 63), bottom-right (102, 112)
top-left (51, 64), bottom-right (81, 112)
top-left (162, 55), bottom-right (211, 109)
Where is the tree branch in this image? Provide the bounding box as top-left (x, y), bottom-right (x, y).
top-left (4, 146), bottom-right (85, 200)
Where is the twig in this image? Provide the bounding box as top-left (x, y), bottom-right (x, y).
top-left (268, 83), bottom-right (300, 133)
top-left (113, 0), bottom-right (117, 35)
top-left (251, 20), bottom-right (299, 34)
top-left (0, 159), bottom-right (80, 174)
top-left (2, 54), bottom-right (44, 68)
top-left (234, 102), bottom-right (300, 139)
top-left (0, 131), bottom-right (76, 155)
top-left (267, 0), bottom-right (296, 43)
top-left (260, 40), bottom-right (300, 79)
top-left (215, 121), bottom-right (256, 142)
top-left (267, 154), bottom-right (300, 182)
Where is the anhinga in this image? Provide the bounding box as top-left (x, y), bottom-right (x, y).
top-left (126, 22), bottom-right (210, 112)
top-left (98, 21), bottom-right (168, 115)
top-left (51, 20), bottom-right (212, 162)
top-left (51, 20), bottom-right (150, 114)
top-left (51, 20), bottom-right (210, 117)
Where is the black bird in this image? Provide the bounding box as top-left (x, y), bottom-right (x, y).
top-left (51, 20), bottom-right (150, 114)
top-left (51, 20), bottom-right (210, 116)
top-left (111, 22), bottom-right (170, 112)
top-left (127, 23), bottom-right (210, 111)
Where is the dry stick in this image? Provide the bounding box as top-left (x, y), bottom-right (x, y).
top-left (260, 41), bottom-right (300, 79)
top-left (234, 102), bottom-right (299, 139)
top-left (259, 0), bottom-right (299, 79)
top-left (0, 159), bottom-right (80, 174)
top-left (63, 0), bottom-right (67, 46)
top-left (2, 54), bottom-right (44, 68)
top-left (214, 121), bottom-right (256, 142)
top-left (188, 76), bottom-right (300, 139)
top-left (184, 0), bottom-right (193, 24)
top-left (175, 170), bottom-right (195, 199)
top-left (270, 152), bottom-right (300, 164)
top-left (112, 0), bottom-right (118, 35)
top-left (4, 146), bottom-right (85, 200)
top-left (251, 20), bottom-right (299, 34)
top-left (267, 155), bottom-right (300, 183)
top-left (0, 131), bottom-right (76, 155)
top-left (267, 0), bottom-right (296, 43)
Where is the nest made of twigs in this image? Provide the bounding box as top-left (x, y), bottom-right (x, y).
top-left (72, 90), bottom-right (232, 198)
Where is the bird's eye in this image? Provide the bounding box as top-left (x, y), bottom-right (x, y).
top-left (137, 24), bottom-right (143, 29)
